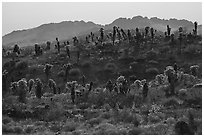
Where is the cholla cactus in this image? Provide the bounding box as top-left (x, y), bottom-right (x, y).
top-left (90, 32), bottom-right (94, 42)
top-left (127, 29), bottom-right (132, 42)
top-left (155, 74), bottom-right (165, 85)
top-left (65, 81), bottom-right (73, 93)
top-left (117, 76), bottom-right (125, 84)
top-left (99, 28), bottom-right (104, 43)
top-left (10, 82), bottom-right (18, 95)
top-left (164, 66), bottom-right (177, 95)
top-left (44, 64), bottom-right (53, 81)
top-left (28, 79), bottom-right (35, 92)
top-left (112, 26), bottom-right (117, 45)
top-left (48, 79), bottom-right (57, 94)
top-left (116, 27), bottom-right (121, 42)
top-left (63, 63), bottom-right (72, 81)
top-left (46, 41), bottom-right (51, 50)
top-left (35, 78), bottom-right (43, 99)
top-left (13, 44), bottom-right (20, 54)
top-left (17, 78), bottom-right (28, 103)
top-left (164, 66), bottom-right (175, 76)
top-left (145, 26), bottom-right (150, 37)
top-left (167, 25), bottom-right (171, 36)
top-left (73, 36), bottom-right (79, 46)
top-left (150, 28), bottom-right (154, 39)
top-left (194, 22), bottom-right (197, 36)
top-left (190, 65), bottom-right (199, 77)
top-left (141, 79), bottom-right (147, 86)
top-left (133, 80), bottom-right (142, 90)
top-left (120, 28), bottom-right (127, 40)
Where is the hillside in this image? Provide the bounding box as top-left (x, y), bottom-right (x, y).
top-left (2, 16), bottom-right (202, 47)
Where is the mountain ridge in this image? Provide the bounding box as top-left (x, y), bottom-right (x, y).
top-left (3, 16), bottom-right (202, 47)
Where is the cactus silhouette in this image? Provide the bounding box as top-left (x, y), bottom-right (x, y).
top-left (145, 26), bottom-right (150, 37)
top-left (150, 28), bottom-right (154, 39)
top-left (99, 28), bottom-right (104, 43)
top-left (116, 27), bottom-right (122, 42)
top-left (120, 28), bottom-right (127, 40)
top-left (194, 21), bottom-right (197, 35)
top-left (127, 29), bottom-right (132, 43)
top-left (167, 25), bottom-right (171, 36)
top-left (112, 26), bottom-right (117, 45)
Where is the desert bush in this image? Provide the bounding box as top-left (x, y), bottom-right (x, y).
top-left (13, 126), bottom-right (24, 134)
top-left (148, 113), bottom-right (161, 123)
top-left (94, 123), bottom-right (117, 135)
top-left (184, 87), bottom-right (202, 107)
top-left (118, 57), bottom-right (135, 65)
top-left (146, 50), bottom-right (158, 60)
top-left (63, 121), bottom-right (79, 132)
top-left (148, 60), bottom-right (159, 66)
top-left (2, 124), bottom-right (15, 134)
top-left (161, 97), bottom-right (183, 108)
top-left (2, 116), bottom-right (13, 124)
top-left (88, 92), bottom-right (106, 108)
top-left (115, 108), bottom-right (139, 126)
top-left (81, 61), bottom-right (92, 69)
top-left (119, 69), bottom-right (132, 78)
top-left (3, 61), bottom-right (16, 72)
top-left (146, 68), bottom-right (159, 75)
top-left (69, 68), bottom-right (81, 80)
top-left (15, 61), bottom-right (28, 70)
top-left (77, 102), bottom-right (90, 109)
top-left (35, 78), bottom-right (43, 99)
top-left (45, 103), bottom-right (64, 121)
top-left (87, 117), bottom-right (103, 127)
top-left (104, 63), bottom-right (117, 73)
top-left (128, 127), bottom-right (143, 135)
top-left (183, 44), bottom-right (201, 55)
top-left (24, 125), bottom-right (35, 134)
top-left (100, 112), bottom-right (112, 119)
top-left (57, 70), bottom-right (65, 77)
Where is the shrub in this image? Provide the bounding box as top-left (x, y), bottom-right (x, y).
top-left (24, 125), bottom-right (35, 134)
top-left (2, 116), bottom-right (12, 124)
top-left (2, 124), bottom-right (14, 134)
top-left (128, 128), bottom-right (143, 135)
top-left (15, 61), bottom-right (28, 70)
top-left (3, 61), bottom-right (16, 72)
top-left (81, 61), bottom-right (92, 69)
top-left (148, 113), bottom-right (161, 123)
top-left (77, 103), bottom-right (90, 110)
top-left (69, 68), bottom-right (81, 80)
top-left (161, 97), bottom-right (183, 108)
top-left (118, 57), bottom-right (135, 65)
top-left (13, 126), bottom-right (24, 134)
top-left (57, 70), bottom-right (65, 77)
top-left (63, 121), bottom-right (78, 132)
top-left (146, 68), bottom-right (159, 75)
top-left (115, 108), bottom-right (139, 126)
top-left (104, 63), bottom-right (117, 74)
top-left (119, 69), bottom-right (132, 77)
top-left (45, 103), bottom-right (64, 121)
top-left (148, 60), bottom-right (159, 65)
top-left (100, 112), bottom-right (112, 119)
top-left (94, 123), bottom-right (116, 135)
top-left (146, 50), bottom-right (158, 60)
top-left (87, 117), bottom-right (103, 127)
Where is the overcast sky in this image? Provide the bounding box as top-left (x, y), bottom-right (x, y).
top-left (2, 2), bottom-right (202, 36)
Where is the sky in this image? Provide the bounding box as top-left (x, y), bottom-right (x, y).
top-left (2, 2), bottom-right (202, 36)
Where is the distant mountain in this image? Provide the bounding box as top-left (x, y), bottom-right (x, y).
top-left (105, 16), bottom-right (201, 33)
top-left (3, 21), bottom-right (102, 47)
top-left (2, 16), bottom-right (202, 47)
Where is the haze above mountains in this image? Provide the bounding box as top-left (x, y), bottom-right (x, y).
top-left (3, 16), bottom-right (202, 47)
